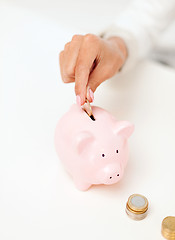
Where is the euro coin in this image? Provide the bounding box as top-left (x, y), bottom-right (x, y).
top-left (161, 216), bottom-right (175, 239)
top-left (126, 194), bottom-right (149, 220)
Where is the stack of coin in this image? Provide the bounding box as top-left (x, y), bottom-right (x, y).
top-left (161, 216), bottom-right (175, 239)
top-left (126, 194), bottom-right (149, 220)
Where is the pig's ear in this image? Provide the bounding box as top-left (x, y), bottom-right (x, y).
top-left (114, 121), bottom-right (134, 139)
top-left (74, 131), bottom-right (95, 155)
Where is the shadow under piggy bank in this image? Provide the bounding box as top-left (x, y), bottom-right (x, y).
top-left (55, 104), bottom-right (134, 191)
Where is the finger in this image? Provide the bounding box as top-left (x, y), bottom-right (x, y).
top-left (75, 34), bottom-right (99, 105)
top-left (59, 51), bottom-right (65, 81)
top-left (86, 59), bottom-right (98, 102)
top-left (64, 41), bottom-right (71, 51)
top-left (86, 85), bottom-right (94, 103)
top-left (63, 35), bottom-right (83, 79)
top-left (88, 63), bottom-right (107, 92)
top-left (59, 51), bottom-right (75, 83)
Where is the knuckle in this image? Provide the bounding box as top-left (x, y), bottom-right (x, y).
top-left (62, 74), bottom-right (73, 83)
top-left (59, 50), bottom-right (63, 56)
top-left (61, 76), bottom-right (66, 83)
top-left (59, 51), bottom-right (64, 60)
top-left (72, 34), bottom-right (81, 41)
top-left (60, 70), bottom-right (65, 82)
top-left (63, 78), bottom-right (70, 83)
top-left (64, 42), bottom-right (70, 50)
top-left (60, 73), bottom-right (66, 83)
top-left (84, 33), bottom-right (98, 43)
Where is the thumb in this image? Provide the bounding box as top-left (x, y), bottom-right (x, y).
top-left (86, 67), bottom-right (106, 102)
top-left (86, 78), bottom-right (101, 103)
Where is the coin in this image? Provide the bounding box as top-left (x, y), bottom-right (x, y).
top-left (126, 194), bottom-right (149, 220)
top-left (82, 99), bottom-right (95, 120)
top-left (161, 216), bottom-right (175, 239)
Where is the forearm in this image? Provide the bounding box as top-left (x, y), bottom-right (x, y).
top-left (101, 0), bottom-right (175, 72)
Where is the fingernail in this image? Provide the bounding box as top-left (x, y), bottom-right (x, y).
top-left (89, 88), bottom-right (94, 102)
top-left (76, 95), bottom-right (81, 106)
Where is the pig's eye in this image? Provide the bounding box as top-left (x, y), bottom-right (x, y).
top-left (102, 154), bottom-right (105, 157)
top-left (116, 150), bottom-right (119, 153)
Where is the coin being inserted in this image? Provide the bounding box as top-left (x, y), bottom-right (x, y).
top-left (82, 99), bottom-right (95, 121)
top-left (126, 194), bottom-right (149, 220)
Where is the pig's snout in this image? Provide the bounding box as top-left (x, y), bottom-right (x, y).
top-left (107, 171), bottom-right (122, 184)
top-left (98, 163), bottom-right (123, 185)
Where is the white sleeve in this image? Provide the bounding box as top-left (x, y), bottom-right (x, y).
top-left (100, 0), bottom-right (175, 73)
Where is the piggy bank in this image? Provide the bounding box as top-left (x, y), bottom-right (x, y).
top-left (55, 104), bottom-right (134, 191)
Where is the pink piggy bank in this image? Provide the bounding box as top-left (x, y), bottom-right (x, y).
top-left (55, 104), bottom-right (134, 191)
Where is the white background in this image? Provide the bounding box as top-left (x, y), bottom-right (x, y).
top-left (0, 1), bottom-right (175, 240)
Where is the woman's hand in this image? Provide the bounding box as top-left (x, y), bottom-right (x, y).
top-left (59, 34), bottom-right (127, 106)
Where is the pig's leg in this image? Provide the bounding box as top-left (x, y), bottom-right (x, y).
top-left (73, 178), bottom-right (91, 191)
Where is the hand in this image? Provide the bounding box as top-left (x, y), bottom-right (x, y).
top-left (59, 34), bottom-right (127, 106)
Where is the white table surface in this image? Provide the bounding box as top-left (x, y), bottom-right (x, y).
top-left (0, 2), bottom-right (175, 240)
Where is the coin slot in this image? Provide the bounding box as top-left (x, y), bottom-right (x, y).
top-left (83, 109), bottom-right (96, 121)
top-left (90, 114), bottom-right (96, 121)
